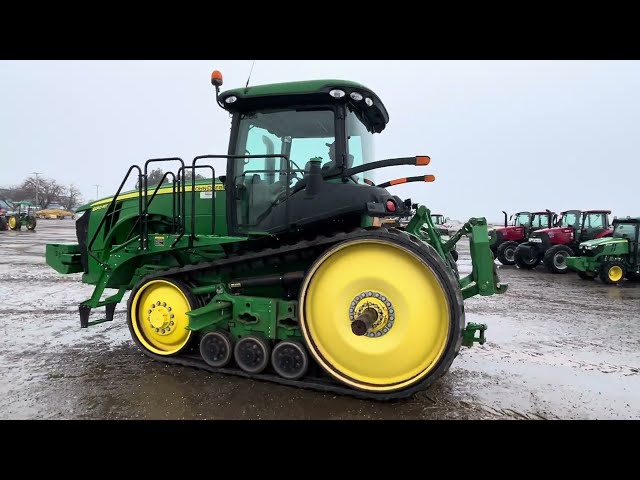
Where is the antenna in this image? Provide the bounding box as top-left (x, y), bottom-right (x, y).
top-left (245, 60), bottom-right (256, 90)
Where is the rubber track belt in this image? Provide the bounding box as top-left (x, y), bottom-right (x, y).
top-left (145, 352), bottom-right (422, 401)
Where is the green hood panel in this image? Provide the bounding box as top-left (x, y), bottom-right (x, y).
top-left (580, 237), bottom-right (627, 248)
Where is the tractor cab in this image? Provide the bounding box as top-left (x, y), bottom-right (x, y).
top-left (431, 214), bottom-right (446, 225)
top-left (213, 74), bottom-right (430, 237)
top-left (507, 211), bottom-right (531, 228)
top-left (496, 210), bottom-right (552, 238)
top-left (546, 209), bottom-right (612, 242)
top-left (579, 210), bottom-right (613, 241)
top-left (613, 218), bottom-right (640, 265)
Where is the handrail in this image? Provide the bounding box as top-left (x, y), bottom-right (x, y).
top-left (87, 165), bottom-right (143, 267)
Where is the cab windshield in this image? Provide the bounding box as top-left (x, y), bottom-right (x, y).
top-left (560, 212), bottom-right (579, 227)
top-left (346, 108), bottom-right (375, 183)
top-left (514, 213), bottom-right (530, 226)
top-left (531, 214), bottom-right (548, 228)
top-left (233, 109), bottom-right (335, 185)
top-left (614, 223), bottom-right (637, 239)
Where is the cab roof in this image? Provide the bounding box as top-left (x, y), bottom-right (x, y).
top-left (613, 216), bottom-right (640, 224)
top-left (218, 79), bottom-right (390, 133)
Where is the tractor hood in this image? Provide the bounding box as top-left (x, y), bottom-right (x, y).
top-left (580, 237), bottom-right (628, 248)
top-left (531, 227), bottom-right (557, 235)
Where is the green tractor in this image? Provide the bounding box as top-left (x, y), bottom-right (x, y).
top-left (1, 200), bottom-right (37, 231)
top-left (565, 216), bottom-right (640, 285)
top-left (430, 213), bottom-right (450, 237)
top-left (45, 71), bottom-right (507, 400)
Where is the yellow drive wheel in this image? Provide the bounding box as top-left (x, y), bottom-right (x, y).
top-left (299, 231), bottom-right (463, 395)
top-left (128, 278), bottom-right (196, 356)
top-left (600, 260), bottom-right (626, 285)
top-left (8, 216), bottom-right (19, 230)
top-left (607, 266), bottom-right (623, 282)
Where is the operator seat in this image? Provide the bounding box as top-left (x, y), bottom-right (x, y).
top-left (304, 154), bottom-right (355, 175)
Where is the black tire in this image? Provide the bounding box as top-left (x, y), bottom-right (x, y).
top-left (298, 227), bottom-right (465, 399)
top-left (514, 243), bottom-right (540, 270)
top-left (0, 216), bottom-right (7, 231)
top-left (497, 240), bottom-right (518, 265)
top-left (447, 252), bottom-right (460, 280)
top-left (543, 244), bottom-right (574, 274)
top-left (599, 260), bottom-right (626, 285)
top-left (625, 271), bottom-right (640, 281)
top-left (578, 271), bottom-right (597, 280)
top-left (26, 217), bottom-right (36, 231)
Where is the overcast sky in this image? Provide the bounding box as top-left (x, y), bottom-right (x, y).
top-left (1, 60), bottom-right (638, 222)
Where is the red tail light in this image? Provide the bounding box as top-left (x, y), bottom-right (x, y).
top-left (386, 200), bottom-right (396, 212)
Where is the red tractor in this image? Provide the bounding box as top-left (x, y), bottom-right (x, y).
top-left (490, 210), bottom-right (554, 265)
top-left (514, 209), bottom-right (613, 273)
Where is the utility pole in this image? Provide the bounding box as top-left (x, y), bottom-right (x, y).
top-left (94, 184), bottom-right (100, 200)
top-left (31, 172), bottom-right (42, 208)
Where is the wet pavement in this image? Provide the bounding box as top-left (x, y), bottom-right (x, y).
top-left (1, 221), bottom-right (638, 420)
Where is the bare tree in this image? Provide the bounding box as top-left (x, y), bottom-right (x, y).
top-left (63, 184), bottom-right (83, 210)
top-left (20, 176), bottom-right (65, 209)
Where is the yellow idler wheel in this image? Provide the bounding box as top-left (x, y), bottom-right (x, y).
top-left (299, 231), bottom-right (464, 396)
top-left (127, 278), bottom-right (196, 356)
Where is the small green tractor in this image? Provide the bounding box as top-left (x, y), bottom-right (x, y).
top-left (565, 216), bottom-right (640, 285)
top-left (45, 71), bottom-right (507, 400)
top-left (0, 200), bottom-right (37, 231)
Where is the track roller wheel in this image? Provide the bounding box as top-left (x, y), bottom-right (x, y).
top-left (200, 330), bottom-right (234, 367)
top-left (271, 340), bottom-right (309, 380)
top-left (299, 230), bottom-right (464, 397)
top-left (599, 260), bottom-right (626, 285)
top-left (234, 335), bottom-right (271, 374)
top-left (127, 277), bottom-right (196, 356)
top-left (497, 241), bottom-right (518, 265)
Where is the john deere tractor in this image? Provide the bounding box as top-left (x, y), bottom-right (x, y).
top-left (45, 71), bottom-right (507, 400)
top-left (565, 216), bottom-right (640, 285)
top-left (514, 209), bottom-right (613, 273)
top-left (489, 210), bottom-right (554, 266)
top-left (0, 200), bottom-right (37, 231)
